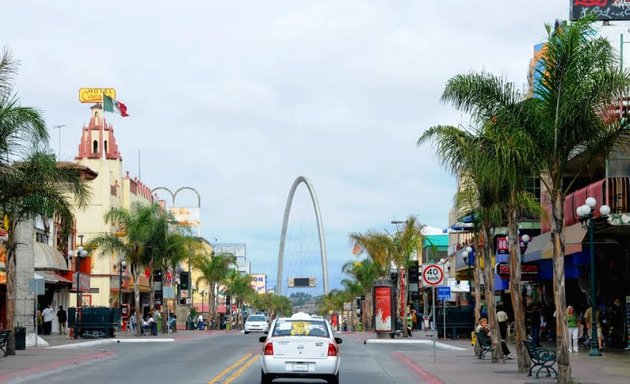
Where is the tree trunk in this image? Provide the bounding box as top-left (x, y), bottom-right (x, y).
top-left (480, 224), bottom-right (501, 363)
top-left (364, 290), bottom-right (373, 331)
top-left (399, 267), bottom-right (409, 337)
top-left (473, 239), bottom-right (482, 326)
top-left (132, 266), bottom-right (142, 336)
top-left (551, 190), bottom-right (571, 383)
top-left (4, 232), bottom-right (17, 355)
top-left (508, 207), bottom-right (530, 373)
top-left (209, 283), bottom-right (216, 327)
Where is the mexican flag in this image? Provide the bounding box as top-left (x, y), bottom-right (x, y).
top-left (103, 94), bottom-right (129, 117)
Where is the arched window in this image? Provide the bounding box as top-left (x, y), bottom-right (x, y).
top-left (104, 140), bottom-right (108, 154)
top-left (92, 140), bottom-right (98, 154)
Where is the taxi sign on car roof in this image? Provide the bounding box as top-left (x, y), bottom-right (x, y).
top-left (289, 312), bottom-right (312, 320)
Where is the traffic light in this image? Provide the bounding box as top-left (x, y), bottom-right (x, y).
top-left (153, 270), bottom-right (162, 282)
top-left (225, 295), bottom-right (231, 306)
top-left (408, 261), bottom-right (419, 283)
top-left (179, 272), bottom-right (189, 290)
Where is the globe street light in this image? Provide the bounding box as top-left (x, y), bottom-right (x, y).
top-left (576, 197), bottom-right (610, 357)
top-left (73, 234), bottom-right (89, 338)
top-left (461, 246), bottom-right (473, 302)
top-left (116, 259), bottom-right (127, 307)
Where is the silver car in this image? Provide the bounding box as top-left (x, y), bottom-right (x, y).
top-left (259, 312), bottom-right (342, 384)
top-left (244, 314), bottom-right (269, 334)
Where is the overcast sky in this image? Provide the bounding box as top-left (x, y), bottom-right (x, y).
top-left (3, 1), bottom-right (593, 293)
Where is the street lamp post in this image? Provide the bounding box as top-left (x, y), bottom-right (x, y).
top-left (73, 234), bottom-right (89, 339)
top-left (200, 289), bottom-right (207, 323)
top-left (117, 258), bottom-right (127, 307)
top-left (461, 246), bottom-right (473, 302)
top-left (576, 197), bottom-right (610, 357)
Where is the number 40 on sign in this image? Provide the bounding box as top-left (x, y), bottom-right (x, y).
top-left (422, 264), bottom-right (444, 286)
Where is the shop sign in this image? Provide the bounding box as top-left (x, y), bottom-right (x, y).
top-left (495, 262), bottom-right (538, 278)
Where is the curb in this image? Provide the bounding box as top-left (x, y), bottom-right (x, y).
top-left (49, 338), bottom-right (175, 349)
top-left (365, 338), bottom-right (467, 350)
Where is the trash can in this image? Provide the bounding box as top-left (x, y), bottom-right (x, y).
top-left (14, 326), bottom-right (26, 350)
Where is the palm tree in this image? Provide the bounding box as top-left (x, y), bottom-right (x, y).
top-left (422, 73), bottom-right (541, 370)
top-left (317, 289), bottom-right (346, 318)
top-left (1, 152), bottom-right (90, 354)
top-left (341, 258), bottom-right (379, 331)
top-left (193, 252), bottom-right (235, 325)
top-left (223, 269), bottom-right (256, 329)
top-left (523, 17), bottom-right (630, 382)
top-left (389, 216), bottom-right (424, 337)
top-left (419, 124), bottom-right (507, 361)
top-left (146, 216), bottom-right (194, 332)
top-left (89, 203), bottom-right (165, 336)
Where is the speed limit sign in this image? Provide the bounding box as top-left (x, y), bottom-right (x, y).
top-left (422, 264), bottom-right (444, 286)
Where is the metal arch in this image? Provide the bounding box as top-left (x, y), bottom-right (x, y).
top-left (151, 187), bottom-right (176, 205)
top-left (173, 187), bottom-right (201, 208)
top-left (277, 176), bottom-right (329, 295)
top-left (151, 186), bottom-right (201, 208)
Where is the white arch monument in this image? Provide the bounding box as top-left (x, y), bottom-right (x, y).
top-left (276, 176), bottom-right (329, 295)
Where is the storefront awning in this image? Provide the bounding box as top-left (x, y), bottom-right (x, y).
top-left (34, 242), bottom-right (68, 271)
top-left (34, 270), bottom-right (73, 284)
top-left (523, 223), bottom-right (587, 262)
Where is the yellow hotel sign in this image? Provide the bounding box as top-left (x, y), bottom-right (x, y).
top-left (79, 88), bottom-right (116, 103)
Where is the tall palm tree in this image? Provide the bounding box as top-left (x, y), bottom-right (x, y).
top-left (340, 277), bottom-right (362, 331)
top-left (389, 216), bottom-right (424, 337)
top-left (523, 17), bottom-right (630, 382)
top-left (1, 152), bottom-right (90, 354)
top-left (223, 269), bottom-right (256, 328)
top-left (422, 73), bottom-right (541, 370)
top-left (146, 216), bottom-right (194, 332)
top-left (193, 252), bottom-right (236, 324)
top-left (341, 258), bottom-right (379, 331)
top-left (419, 125), bottom-right (506, 361)
top-left (89, 203), bottom-right (165, 336)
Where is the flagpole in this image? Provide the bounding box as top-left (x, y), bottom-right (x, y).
top-left (101, 88), bottom-right (106, 159)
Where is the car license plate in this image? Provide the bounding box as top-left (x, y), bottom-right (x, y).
top-left (293, 363), bottom-right (308, 372)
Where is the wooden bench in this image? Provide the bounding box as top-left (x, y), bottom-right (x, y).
top-left (475, 331), bottom-right (493, 359)
top-left (522, 340), bottom-right (557, 378)
top-left (0, 329), bottom-right (10, 357)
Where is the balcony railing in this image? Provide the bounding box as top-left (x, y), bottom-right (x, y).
top-left (541, 177), bottom-right (628, 233)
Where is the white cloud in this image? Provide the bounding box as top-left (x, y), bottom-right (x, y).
top-left (2, 0), bottom-right (570, 291)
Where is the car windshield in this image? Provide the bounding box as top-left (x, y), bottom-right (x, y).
top-left (272, 319), bottom-right (329, 337)
top-left (247, 315), bottom-right (266, 322)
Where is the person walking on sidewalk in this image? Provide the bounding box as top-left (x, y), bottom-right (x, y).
top-left (566, 305), bottom-right (579, 352)
top-left (42, 304), bottom-right (55, 335)
top-left (57, 306), bottom-right (67, 335)
top-left (530, 304), bottom-right (542, 347)
top-left (496, 306), bottom-right (508, 341)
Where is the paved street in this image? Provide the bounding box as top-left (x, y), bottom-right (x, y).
top-left (1, 330), bottom-right (628, 383)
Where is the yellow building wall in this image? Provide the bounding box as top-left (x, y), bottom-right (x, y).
top-left (74, 114), bottom-right (152, 307)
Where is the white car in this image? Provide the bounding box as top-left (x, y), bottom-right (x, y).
top-left (244, 314), bottom-right (269, 334)
top-left (259, 312), bottom-right (342, 384)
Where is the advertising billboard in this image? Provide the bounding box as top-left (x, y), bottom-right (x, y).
top-left (374, 286), bottom-right (393, 332)
top-left (251, 274), bottom-right (266, 294)
top-left (571, 1), bottom-right (630, 21)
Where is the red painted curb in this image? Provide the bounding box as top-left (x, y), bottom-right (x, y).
top-left (0, 350), bottom-right (115, 383)
top-left (392, 351), bottom-right (443, 384)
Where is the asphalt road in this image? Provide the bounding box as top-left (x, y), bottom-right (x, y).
top-left (7, 332), bottom-right (431, 384)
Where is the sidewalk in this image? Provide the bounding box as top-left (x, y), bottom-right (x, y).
top-left (361, 330), bottom-right (630, 384)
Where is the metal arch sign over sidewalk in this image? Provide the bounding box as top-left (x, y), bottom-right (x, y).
top-left (422, 264), bottom-right (444, 286)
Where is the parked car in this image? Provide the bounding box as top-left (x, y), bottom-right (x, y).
top-left (244, 314), bottom-right (269, 334)
top-left (259, 312), bottom-right (342, 384)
